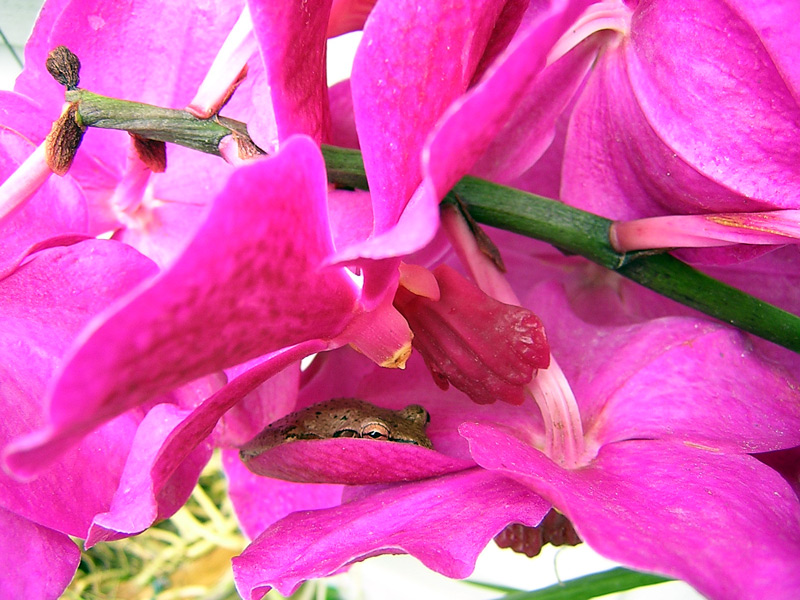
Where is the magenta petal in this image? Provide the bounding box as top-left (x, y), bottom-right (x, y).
top-left (232, 468), bottom-right (550, 598)
top-left (86, 403), bottom-right (213, 546)
top-left (17, 0), bottom-right (245, 118)
top-left (351, 0), bottom-right (510, 232)
top-left (339, 0), bottom-right (591, 262)
top-left (0, 128), bottom-right (87, 270)
top-left (0, 507), bottom-right (80, 600)
top-left (222, 449), bottom-right (343, 539)
top-left (463, 423), bottom-right (800, 600)
top-left (424, 0), bottom-right (594, 198)
top-left (249, 0), bottom-right (332, 144)
top-left (624, 0), bottom-right (800, 209)
top-left (216, 362), bottom-right (300, 448)
top-left (240, 438), bottom-right (473, 484)
top-left (470, 38), bottom-right (598, 183)
top-left (563, 0), bottom-right (800, 225)
top-left (529, 282), bottom-right (800, 453)
top-left (0, 241), bottom-right (156, 534)
top-left (0, 91), bottom-right (52, 141)
top-left (6, 137), bottom-right (358, 475)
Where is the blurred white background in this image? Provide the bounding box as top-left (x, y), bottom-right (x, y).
top-left (0, 3), bottom-right (703, 599)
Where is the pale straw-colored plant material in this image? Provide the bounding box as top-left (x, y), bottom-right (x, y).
top-left (62, 451), bottom-right (249, 600)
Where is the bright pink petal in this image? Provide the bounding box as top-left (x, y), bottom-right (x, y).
top-left (425, 0), bottom-right (594, 198)
top-left (340, 0), bottom-right (591, 263)
top-left (17, 0), bottom-right (246, 119)
top-left (86, 403), bottom-right (213, 546)
top-left (0, 241), bottom-right (156, 535)
top-left (15, 0), bottom-right (255, 242)
top-left (351, 0), bottom-right (510, 232)
top-left (328, 0), bottom-right (377, 37)
top-left (4, 137), bottom-right (358, 476)
top-left (328, 79), bottom-right (359, 149)
top-left (0, 91), bottom-right (52, 141)
top-left (463, 423), bottom-right (800, 600)
top-left (470, 36), bottom-right (598, 183)
top-left (248, 0), bottom-right (332, 144)
top-left (625, 0), bottom-right (800, 209)
top-left (0, 507), bottom-right (80, 600)
top-left (216, 362), bottom-right (300, 447)
top-left (232, 468), bottom-right (550, 598)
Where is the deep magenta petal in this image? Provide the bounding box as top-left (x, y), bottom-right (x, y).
top-left (395, 264), bottom-right (549, 405)
top-left (232, 469), bottom-right (550, 598)
top-left (16, 0), bottom-right (245, 119)
top-left (464, 423), bottom-right (800, 600)
top-left (86, 403), bottom-right (213, 546)
top-left (0, 241), bottom-right (155, 535)
top-left (5, 137), bottom-right (357, 475)
top-left (249, 0), bottom-right (332, 144)
top-left (528, 282), bottom-right (800, 453)
top-left (223, 449), bottom-right (343, 540)
top-left (352, 0), bottom-right (510, 232)
top-left (625, 0), bottom-right (800, 208)
top-left (241, 437), bottom-right (473, 484)
top-left (0, 507), bottom-right (80, 600)
top-left (562, 0), bottom-right (800, 237)
top-left (424, 0), bottom-right (594, 199)
top-left (0, 128), bottom-right (87, 271)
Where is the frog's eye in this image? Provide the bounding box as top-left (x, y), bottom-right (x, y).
top-left (361, 423), bottom-right (390, 440)
top-left (401, 405), bottom-right (430, 426)
top-left (333, 428), bottom-right (359, 438)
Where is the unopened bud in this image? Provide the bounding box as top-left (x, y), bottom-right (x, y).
top-left (46, 46), bottom-right (81, 89)
top-left (495, 511), bottom-right (581, 558)
top-left (130, 133), bottom-right (167, 172)
top-left (45, 103), bottom-right (85, 176)
top-left (232, 130), bottom-right (264, 160)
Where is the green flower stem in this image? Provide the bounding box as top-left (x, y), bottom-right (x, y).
top-left (67, 89), bottom-right (256, 157)
top-left (64, 90), bottom-right (800, 354)
top-left (322, 147), bottom-right (800, 354)
top-left (493, 567), bottom-right (672, 600)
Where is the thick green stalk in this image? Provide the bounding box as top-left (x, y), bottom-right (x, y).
top-left (67, 89), bottom-right (256, 156)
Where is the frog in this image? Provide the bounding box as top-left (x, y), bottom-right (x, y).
top-left (239, 397), bottom-right (433, 460)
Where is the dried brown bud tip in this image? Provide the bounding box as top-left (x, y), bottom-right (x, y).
top-left (46, 46), bottom-right (81, 89)
top-left (130, 133), bottom-right (167, 173)
top-left (45, 103), bottom-right (86, 176)
top-left (232, 130), bottom-right (265, 160)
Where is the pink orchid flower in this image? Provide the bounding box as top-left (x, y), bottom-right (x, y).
top-left (0, 0), bottom-right (558, 587)
top-left (2, 1), bottom-right (798, 599)
top-left (225, 271), bottom-right (800, 600)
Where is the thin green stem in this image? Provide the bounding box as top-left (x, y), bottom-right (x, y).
top-left (494, 567), bottom-right (672, 600)
top-left (0, 28), bottom-right (23, 68)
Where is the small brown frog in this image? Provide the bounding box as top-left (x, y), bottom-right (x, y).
top-left (240, 397), bottom-right (433, 459)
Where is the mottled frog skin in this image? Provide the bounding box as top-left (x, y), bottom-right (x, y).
top-left (240, 398), bottom-right (432, 459)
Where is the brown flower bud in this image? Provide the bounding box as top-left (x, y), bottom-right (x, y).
top-left (130, 133), bottom-right (167, 173)
top-left (45, 103), bottom-right (86, 176)
top-left (495, 511), bottom-right (582, 558)
top-left (46, 46), bottom-right (81, 89)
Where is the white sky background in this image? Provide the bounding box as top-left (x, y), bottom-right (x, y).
top-left (0, 4), bottom-right (703, 599)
